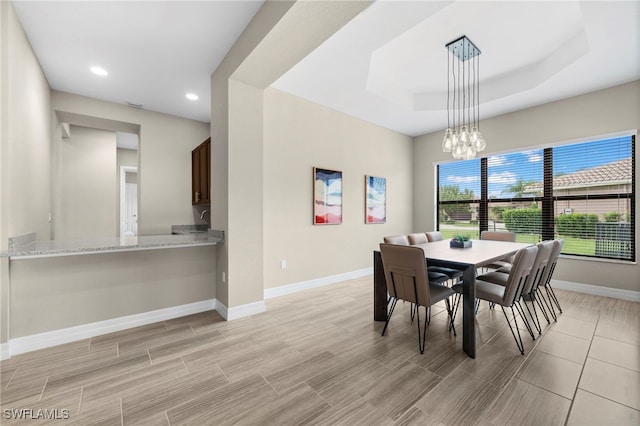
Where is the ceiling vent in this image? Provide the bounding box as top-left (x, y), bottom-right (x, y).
top-left (125, 100), bottom-right (143, 109)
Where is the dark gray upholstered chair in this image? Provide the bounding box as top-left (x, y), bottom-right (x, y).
top-left (379, 243), bottom-right (457, 353)
top-left (474, 246), bottom-right (538, 354)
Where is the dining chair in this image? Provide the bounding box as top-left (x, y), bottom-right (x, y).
top-left (474, 245), bottom-right (538, 354)
top-left (425, 231), bottom-right (444, 242)
top-left (379, 243), bottom-right (457, 353)
top-left (535, 239), bottom-right (564, 321)
top-left (407, 232), bottom-right (428, 245)
top-left (384, 235), bottom-right (410, 245)
top-left (479, 240), bottom-right (554, 337)
top-left (408, 233), bottom-right (464, 287)
top-left (480, 230), bottom-right (517, 270)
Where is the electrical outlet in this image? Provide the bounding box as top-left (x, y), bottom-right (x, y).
top-left (222, 272), bottom-right (226, 283)
top-left (281, 260), bottom-right (287, 269)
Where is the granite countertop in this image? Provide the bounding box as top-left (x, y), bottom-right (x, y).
top-left (4, 229), bottom-right (224, 259)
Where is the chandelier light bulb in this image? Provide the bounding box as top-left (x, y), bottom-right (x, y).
top-left (463, 144), bottom-right (477, 160)
top-left (442, 128), bottom-right (453, 152)
top-left (458, 125), bottom-right (470, 145)
top-left (476, 132), bottom-right (487, 152)
top-left (453, 139), bottom-right (465, 159)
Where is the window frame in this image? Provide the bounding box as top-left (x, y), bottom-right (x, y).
top-left (436, 133), bottom-right (636, 262)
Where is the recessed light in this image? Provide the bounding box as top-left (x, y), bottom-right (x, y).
top-left (90, 66), bottom-right (108, 76)
top-left (186, 93), bottom-right (199, 101)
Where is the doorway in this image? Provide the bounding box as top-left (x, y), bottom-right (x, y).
top-left (120, 166), bottom-right (138, 236)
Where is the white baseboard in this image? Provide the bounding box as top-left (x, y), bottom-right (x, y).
top-left (4, 299), bottom-right (216, 359)
top-left (264, 267), bottom-right (373, 299)
top-left (552, 279), bottom-right (640, 302)
top-left (0, 342), bottom-right (9, 360)
top-left (215, 299), bottom-right (265, 321)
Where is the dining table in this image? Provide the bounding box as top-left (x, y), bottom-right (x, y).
top-left (373, 239), bottom-right (532, 358)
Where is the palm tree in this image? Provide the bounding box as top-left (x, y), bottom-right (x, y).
top-left (501, 179), bottom-right (536, 197)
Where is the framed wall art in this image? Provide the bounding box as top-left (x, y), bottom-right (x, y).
top-left (313, 167), bottom-right (342, 225)
top-left (365, 175), bottom-right (386, 224)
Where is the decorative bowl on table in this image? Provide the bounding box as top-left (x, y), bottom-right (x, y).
top-left (450, 235), bottom-right (472, 248)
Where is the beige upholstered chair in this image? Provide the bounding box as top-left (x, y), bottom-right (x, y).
top-left (536, 239), bottom-right (564, 320)
top-left (479, 240), bottom-right (554, 336)
top-left (480, 230), bottom-right (517, 270)
top-left (474, 246), bottom-right (538, 354)
top-left (383, 235), bottom-right (410, 245)
top-left (407, 232), bottom-right (463, 287)
top-left (379, 243), bottom-right (457, 353)
top-left (425, 231), bottom-right (444, 242)
top-left (407, 232), bottom-right (428, 245)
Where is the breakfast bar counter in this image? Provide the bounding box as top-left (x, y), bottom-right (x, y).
top-left (3, 230), bottom-right (224, 259)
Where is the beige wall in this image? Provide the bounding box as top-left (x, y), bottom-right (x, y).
top-left (9, 246), bottom-right (216, 338)
top-left (263, 88), bottom-right (413, 288)
top-left (0, 0), bottom-right (51, 345)
top-left (51, 91), bottom-right (210, 235)
top-left (57, 125), bottom-right (117, 239)
top-left (414, 81), bottom-right (640, 291)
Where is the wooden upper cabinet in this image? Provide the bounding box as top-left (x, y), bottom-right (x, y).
top-left (192, 138), bottom-right (211, 205)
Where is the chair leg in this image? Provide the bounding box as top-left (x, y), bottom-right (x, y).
top-left (450, 293), bottom-right (461, 329)
top-left (514, 300), bottom-right (535, 340)
top-left (381, 298), bottom-right (398, 337)
top-left (521, 295), bottom-right (542, 337)
top-left (445, 298), bottom-right (456, 336)
top-left (415, 304), bottom-right (429, 354)
top-left (546, 284), bottom-right (563, 314)
top-left (533, 290), bottom-right (551, 324)
top-left (541, 287), bottom-right (558, 321)
top-left (502, 305), bottom-right (525, 355)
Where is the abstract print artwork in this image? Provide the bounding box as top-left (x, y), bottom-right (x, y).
top-left (365, 175), bottom-right (386, 224)
top-left (313, 167), bottom-right (342, 225)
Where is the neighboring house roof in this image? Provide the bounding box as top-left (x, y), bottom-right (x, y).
top-left (526, 158), bottom-right (632, 191)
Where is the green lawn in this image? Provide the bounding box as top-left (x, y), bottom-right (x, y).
top-left (439, 227), bottom-right (596, 255)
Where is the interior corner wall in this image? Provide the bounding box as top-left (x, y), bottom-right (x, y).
top-left (413, 80), bottom-right (640, 292)
top-left (2, 0), bottom-right (51, 242)
top-left (263, 88), bottom-right (413, 289)
top-left (1, 0), bottom-right (52, 345)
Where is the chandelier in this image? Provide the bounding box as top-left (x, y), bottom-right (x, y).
top-left (442, 35), bottom-right (486, 159)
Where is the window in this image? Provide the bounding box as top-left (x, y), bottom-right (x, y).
top-left (438, 159), bottom-right (480, 240)
top-left (552, 137), bottom-right (634, 259)
top-left (436, 135), bottom-right (635, 261)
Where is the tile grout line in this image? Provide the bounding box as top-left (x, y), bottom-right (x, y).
top-left (180, 356), bottom-right (191, 375)
top-left (577, 388), bottom-right (640, 413)
top-left (38, 376), bottom-right (49, 401)
top-left (5, 367), bottom-right (18, 388)
top-left (563, 311), bottom-right (599, 426)
top-left (77, 386), bottom-right (84, 414)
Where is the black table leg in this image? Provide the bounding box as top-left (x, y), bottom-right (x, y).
top-left (462, 264), bottom-right (477, 358)
top-left (373, 251), bottom-right (387, 321)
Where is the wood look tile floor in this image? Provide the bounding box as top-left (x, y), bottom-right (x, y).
top-left (1, 276), bottom-right (639, 425)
